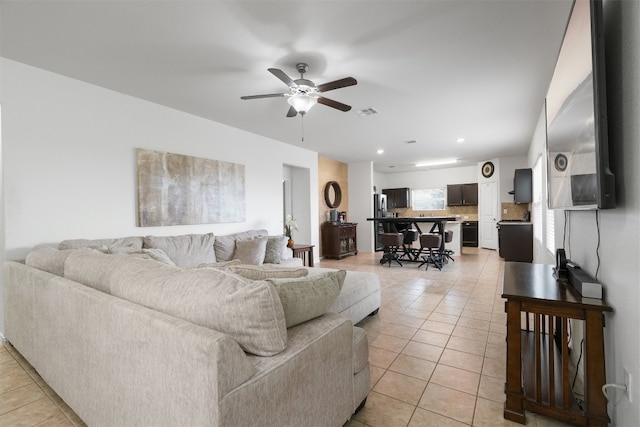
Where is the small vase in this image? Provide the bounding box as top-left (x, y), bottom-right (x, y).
top-left (287, 238), bottom-right (294, 248)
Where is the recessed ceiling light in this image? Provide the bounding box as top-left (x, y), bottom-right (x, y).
top-left (377, 149), bottom-right (384, 154)
top-left (456, 137), bottom-right (465, 143)
top-left (415, 159), bottom-right (458, 167)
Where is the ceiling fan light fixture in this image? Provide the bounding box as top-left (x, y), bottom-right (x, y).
top-left (287, 93), bottom-right (317, 114)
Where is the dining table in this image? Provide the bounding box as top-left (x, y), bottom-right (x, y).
top-left (366, 216), bottom-right (457, 263)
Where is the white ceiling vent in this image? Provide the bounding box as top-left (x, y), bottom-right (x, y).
top-left (355, 107), bottom-right (379, 117)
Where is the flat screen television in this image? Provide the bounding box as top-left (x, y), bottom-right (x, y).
top-left (545, 0), bottom-right (615, 210)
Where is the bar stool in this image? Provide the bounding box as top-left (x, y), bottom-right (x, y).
top-left (380, 233), bottom-right (404, 267)
top-left (417, 233), bottom-right (443, 271)
top-left (442, 230), bottom-right (455, 263)
top-left (400, 229), bottom-right (419, 260)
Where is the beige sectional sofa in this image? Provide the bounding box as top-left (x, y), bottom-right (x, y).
top-left (3, 231), bottom-right (381, 427)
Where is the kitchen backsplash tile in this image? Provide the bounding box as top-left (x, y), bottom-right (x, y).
top-left (390, 205), bottom-right (478, 221)
top-left (501, 202), bottom-right (531, 220)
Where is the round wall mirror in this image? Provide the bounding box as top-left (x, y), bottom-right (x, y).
top-left (324, 181), bottom-right (342, 208)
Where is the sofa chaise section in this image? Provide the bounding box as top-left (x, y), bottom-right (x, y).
top-left (4, 247), bottom-right (371, 426)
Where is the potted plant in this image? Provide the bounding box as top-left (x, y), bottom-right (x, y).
top-left (284, 215), bottom-right (298, 248)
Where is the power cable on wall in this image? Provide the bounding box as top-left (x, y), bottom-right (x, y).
top-left (563, 210), bottom-right (570, 259)
top-left (595, 210), bottom-right (601, 281)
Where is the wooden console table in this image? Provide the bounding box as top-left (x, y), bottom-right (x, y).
top-left (502, 263), bottom-right (612, 426)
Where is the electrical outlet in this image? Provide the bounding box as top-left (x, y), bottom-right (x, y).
top-left (503, 208), bottom-right (508, 214)
top-left (624, 367), bottom-right (632, 402)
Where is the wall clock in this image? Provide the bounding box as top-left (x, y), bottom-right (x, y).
top-left (481, 161), bottom-right (495, 178)
top-left (554, 154), bottom-right (568, 172)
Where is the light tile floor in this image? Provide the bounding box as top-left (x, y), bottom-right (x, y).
top-left (319, 248), bottom-right (573, 427)
top-left (0, 248), bottom-right (573, 426)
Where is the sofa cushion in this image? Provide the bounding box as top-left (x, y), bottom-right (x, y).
top-left (214, 229), bottom-right (267, 262)
top-left (233, 237), bottom-right (268, 265)
top-left (62, 252), bottom-right (287, 356)
top-left (225, 264), bottom-right (309, 281)
top-left (266, 270), bottom-right (346, 328)
top-left (63, 251), bottom-right (144, 294)
top-left (197, 259), bottom-right (242, 269)
top-left (142, 248), bottom-right (176, 266)
top-left (143, 233), bottom-right (216, 267)
top-left (59, 236), bottom-right (144, 254)
top-left (25, 246), bottom-right (96, 277)
top-left (263, 235), bottom-right (289, 264)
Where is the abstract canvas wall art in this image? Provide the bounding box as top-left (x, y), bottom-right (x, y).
top-left (136, 148), bottom-right (246, 226)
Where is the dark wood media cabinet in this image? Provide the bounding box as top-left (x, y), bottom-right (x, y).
top-left (502, 263), bottom-right (612, 426)
top-left (322, 222), bottom-right (358, 259)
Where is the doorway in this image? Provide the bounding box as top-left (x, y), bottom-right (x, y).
top-left (479, 181), bottom-right (498, 250)
top-left (282, 164), bottom-right (311, 244)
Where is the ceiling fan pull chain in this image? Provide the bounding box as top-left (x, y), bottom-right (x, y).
top-left (301, 114), bottom-right (304, 142)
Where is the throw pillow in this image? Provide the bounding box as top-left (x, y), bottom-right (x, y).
top-left (267, 270), bottom-right (346, 328)
top-left (234, 237), bottom-right (268, 265)
top-left (213, 229), bottom-right (268, 262)
top-left (264, 235), bottom-right (289, 264)
top-left (143, 233), bottom-right (216, 268)
top-left (142, 248), bottom-right (177, 266)
top-left (226, 264), bottom-right (309, 280)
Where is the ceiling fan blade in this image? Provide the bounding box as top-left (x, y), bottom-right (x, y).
top-left (286, 106), bottom-right (298, 117)
top-left (268, 68), bottom-right (298, 88)
top-left (316, 77), bottom-right (357, 93)
top-left (317, 96), bottom-right (352, 112)
top-left (240, 93), bottom-right (287, 100)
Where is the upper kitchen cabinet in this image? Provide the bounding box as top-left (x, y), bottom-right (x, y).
top-left (511, 169), bottom-right (532, 203)
top-left (447, 183), bottom-right (478, 206)
top-left (382, 187), bottom-right (411, 209)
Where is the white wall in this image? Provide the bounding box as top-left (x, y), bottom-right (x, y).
top-left (0, 105), bottom-right (5, 340)
top-left (527, 1), bottom-right (640, 423)
top-left (348, 161), bottom-right (374, 253)
top-left (376, 165), bottom-right (477, 190)
top-left (0, 59), bottom-right (319, 336)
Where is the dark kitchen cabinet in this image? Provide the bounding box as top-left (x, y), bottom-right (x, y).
top-left (322, 222), bottom-right (358, 259)
top-left (447, 183), bottom-right (478, 206)
top-left (498, 223), bottom-right (533, 262)
top-left (512, 169), bottom-right (532, 203)
top-left (382, 188), bottom-right (411, 208)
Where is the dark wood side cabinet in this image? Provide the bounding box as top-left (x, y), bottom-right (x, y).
top-left (447, 183), bottom-right (478, 206)
top-left (322, 222), bottom-right (358, 259)
top-left (502, 263), bottom-right (612, 426)
top-left (382, 188), bottom-right (411, 208)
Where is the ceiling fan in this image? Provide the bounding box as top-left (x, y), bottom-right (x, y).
top-left (240, 63), bottom-right (357, 117)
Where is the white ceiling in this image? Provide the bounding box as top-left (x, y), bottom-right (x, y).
top-left (0, 0), bottom-right (574, 173)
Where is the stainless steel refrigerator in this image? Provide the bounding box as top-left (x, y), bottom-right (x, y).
top-left (373, 194), bottom-right (387, 251)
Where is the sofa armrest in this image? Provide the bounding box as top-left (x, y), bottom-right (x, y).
top-left (4, 261), bottom-right (255, 427)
